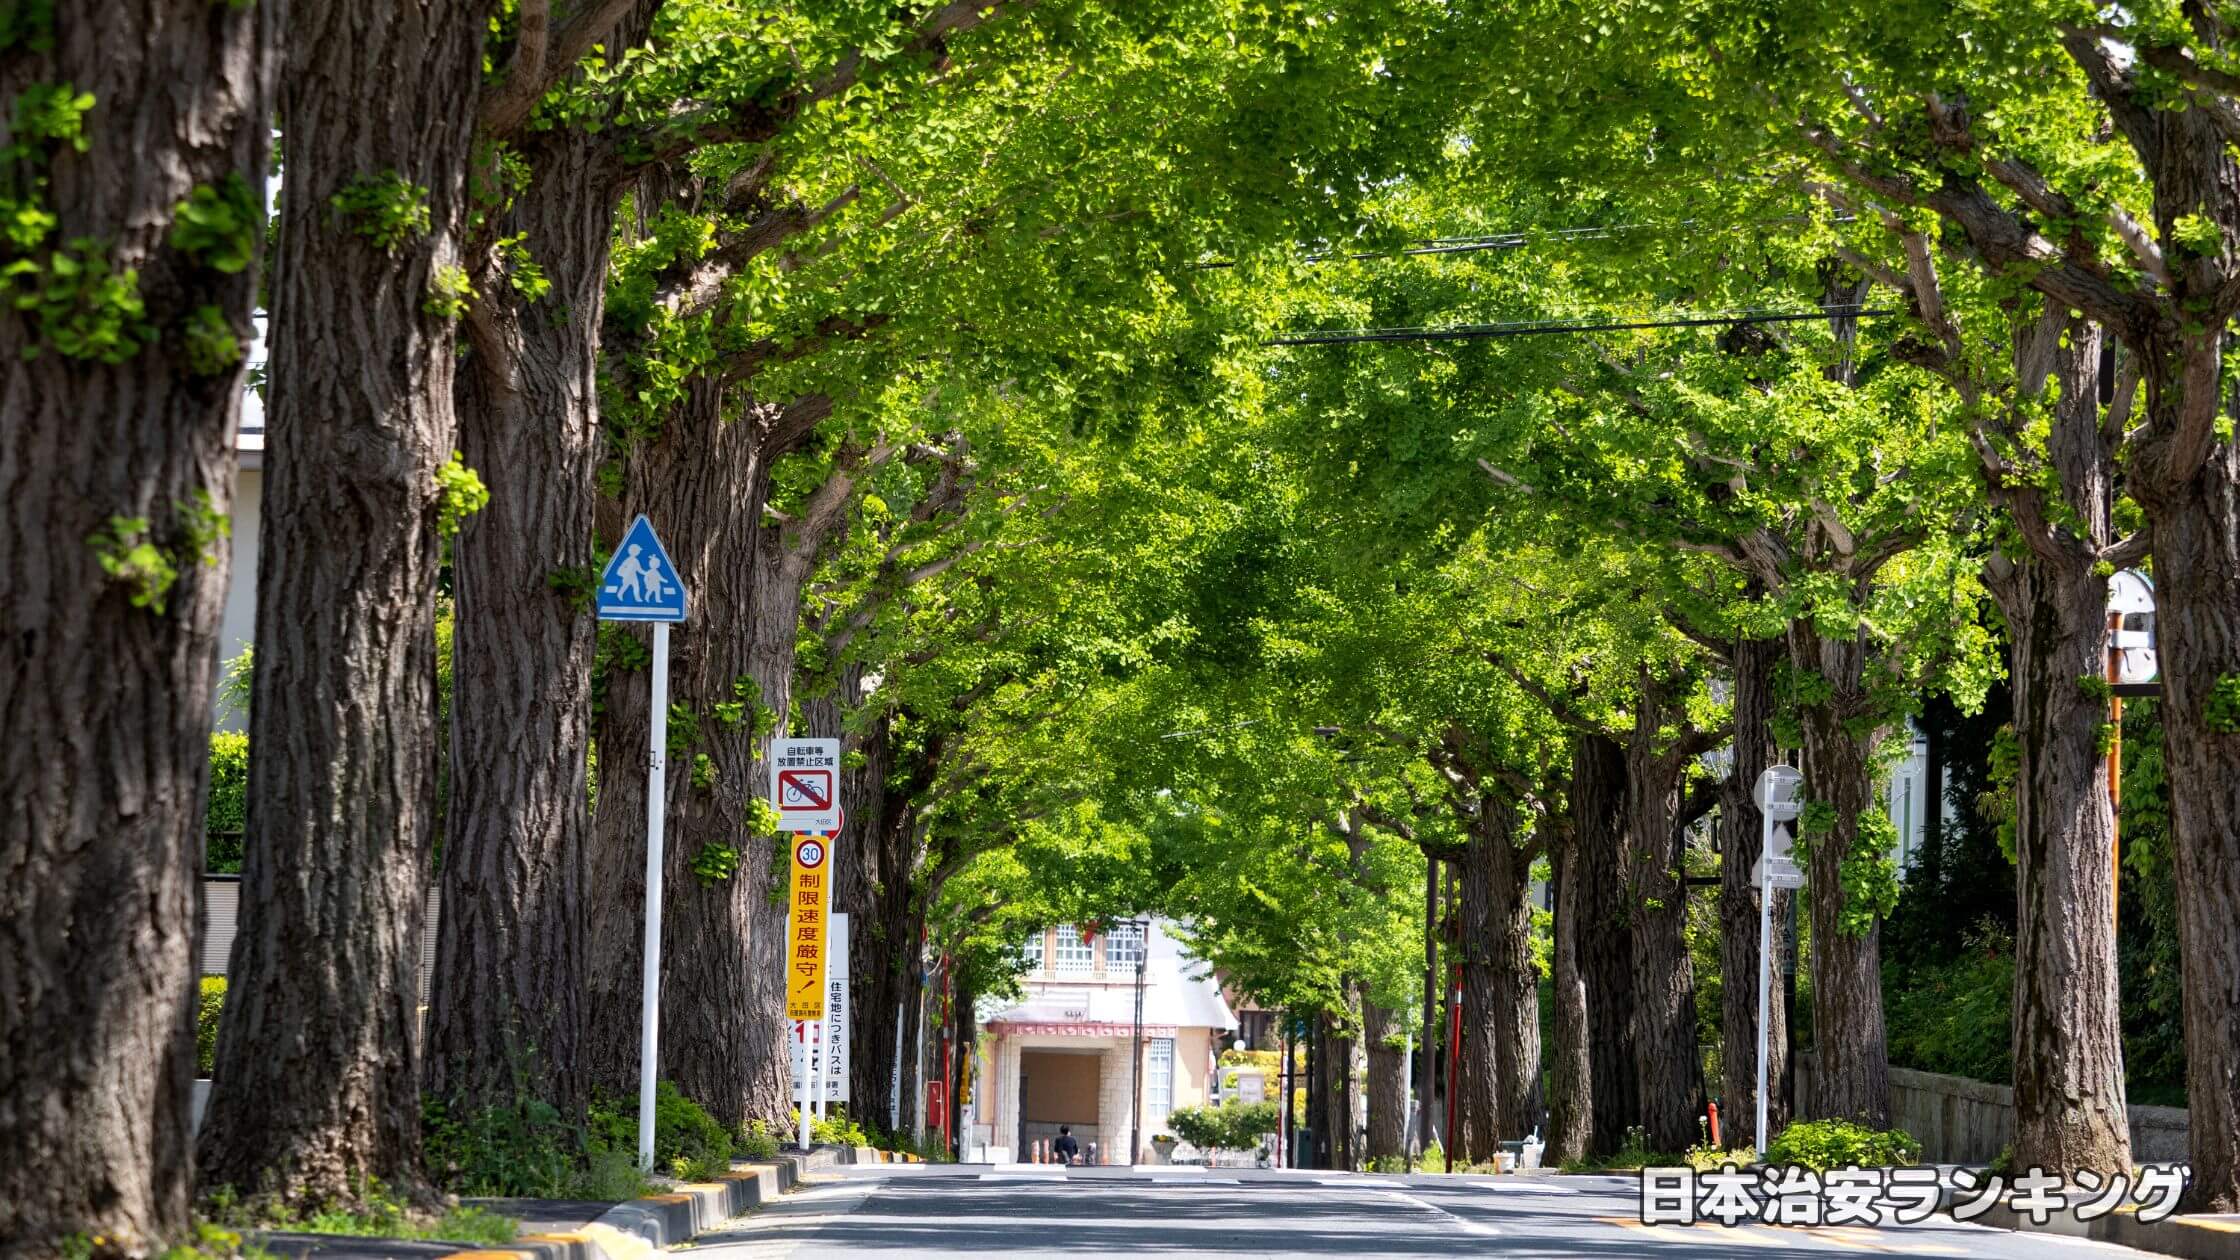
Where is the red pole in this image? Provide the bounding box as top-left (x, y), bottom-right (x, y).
top-left (1445, 964), bottom-right (1461, 1171)
top-left (1708, 1102), bottom-right (1722, 1150)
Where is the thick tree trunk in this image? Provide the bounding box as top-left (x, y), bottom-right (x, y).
top-left (584, 385), bottom-right (785, 1126)
top-left (1455, 802), bottom-right (1538, 1162)
top-left (804, 671), bottom-right (920, 1125)
top-left (428, 127), bottom-right (627, 1116)
top-left (831, 713), bottom-right (941, 1130)
top-left (1623, 676), bottom-right (1702, 1153)
top-left (0, 4), bottom-right (272, 1248)
top-left (2135, 436), bottom-right (2240, 1211)
top-left (1316, 1007), bottom-right (1357, 1171)
top-left (1786, 629), bottom-right (1892, 1128)
top-left (1572, 732), bottom-right (1639, 1157)
top-left (1719, 633), bottom-right (1788, 1150)
top-left (1973, 323), bottom-right (2133, 1177)
top-left (199, 0), bottom-right (487, 1208)
top-left (1994, 552), bottom-right (2131, 1173)
top-left (1544, 829), bottom-right (1592, 1165)
top-left (583, 390), bottom-right (857, 1129)
top-left (1474, 800), bottom-right (1543, 1145)
top-left (1419, 855), bottom-right (1442, 1155)
top-left (1454, 833), bottom-right (1497, 1164)
top-left (1363, 998), bottom-right (1406, 1165)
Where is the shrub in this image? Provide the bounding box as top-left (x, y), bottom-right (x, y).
top-left (195, 976), bottom-right (226, 1076)
top-left (1882, 920), bottom-right (2014, 1084)
top-left (1765, 1120), bottom-right (1920, 1171)
top-left (738, 1119), bottom-right (780, 1161)
top-left (810, 1107), bottom-right (869, 1147)
top-left (587, 1082), bottom-right (731, 1175)
top-left (423, 1092), bottom-right (585, 1198)
top-left (204, 732), bottom-right (249, 871)
top-left (1167, 1102), bottom-right (1279, 1156)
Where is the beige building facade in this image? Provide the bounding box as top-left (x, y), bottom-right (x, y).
top-left (966, 919), bottom-right (1234, 1165)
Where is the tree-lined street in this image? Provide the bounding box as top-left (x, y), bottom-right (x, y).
top-left (11, 2), bottom-right (2240, 1258)
top-left (692, 1166), bottom-right (2150, 1260)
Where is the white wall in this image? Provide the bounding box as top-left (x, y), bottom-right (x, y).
top-left (211, 451), bottom-right (260, 731)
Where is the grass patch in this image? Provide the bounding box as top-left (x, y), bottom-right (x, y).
top-left (206, 1183), bottom-right (516, 1246)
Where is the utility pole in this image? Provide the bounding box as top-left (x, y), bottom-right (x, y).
top-left (1129, 918), bottom-right (1147, 1166)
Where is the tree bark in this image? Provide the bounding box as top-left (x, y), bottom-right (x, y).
top-left (1572, 732), bottom-right (1639, 1157)
top-left (428, 123), bottom-right (630, 1117)
top-left (1967, 321), bottom-right (2133, 1177)
top-left (583, 388), bottom-right (863, 1129)
top-left (1363, 997), bottom-right (1406, 1165)
top-left (805, 671), bottom-right (926, 1125)
top-left (2135, 435), bottom-right (2240, 1210)
top-left (1419, 854), bottom-right (1442, 1156)
top-left (584, 384), bottom-right (784, 1125)
top-left (0, 3), bottom-right (272, 1249)
top-left (428, 0), bottom-right (667, 1114)
top-left (1544, 826), bottom-right (1592, 1166)
top-left (1316, 1006), bottom-right (1357, 1171)
top-left (1622, 673), bottom-right (1704, 1153)
top-left (199, 0), bottom-right (488, 1208)
top-left (1455, 798), bottom-right (1541, 1153)
top-left (1719, 632), bottom-right (1789, 1150)
top-left (1785, 628), bottom-right (1893, 1128)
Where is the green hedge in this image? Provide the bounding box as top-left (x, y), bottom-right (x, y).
top-left (196, 976), bottom-right (226, 1076)
top-left (1765, 1120), bottom-right (1920, 1171)
top-left (1882, 946), bottom-right (2014, 1085)
top-left (1167, 1102), bottom-right (1280, 1154)
top-left (586, 1081), bottom-right (732, 1178)
top-left (206, 732), bottom-right (249, 872)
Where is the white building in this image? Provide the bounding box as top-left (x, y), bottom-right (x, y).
top-left (966, 920), bottom-right (1234, 1164)
top-left (213, 421), bottom-right (261, 732)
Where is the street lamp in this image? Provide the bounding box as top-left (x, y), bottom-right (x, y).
top-left (1117, 916), bottom-right (1149, 1165)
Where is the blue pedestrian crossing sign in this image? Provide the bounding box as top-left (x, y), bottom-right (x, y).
top-left (597, 515), bottom-right (688, 623)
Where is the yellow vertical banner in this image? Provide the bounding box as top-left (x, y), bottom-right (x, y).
top-left (787, 833), bottom-right (829, 1020)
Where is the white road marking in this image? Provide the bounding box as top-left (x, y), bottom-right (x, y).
top-left (1382, 1188), bottom-right (1503, 1238)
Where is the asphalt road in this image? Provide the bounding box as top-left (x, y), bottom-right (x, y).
top-left (690, 1164), bottom-right (2162, 1259)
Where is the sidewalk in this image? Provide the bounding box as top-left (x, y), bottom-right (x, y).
top-left (246, 1146), bottom-right (921, 1260)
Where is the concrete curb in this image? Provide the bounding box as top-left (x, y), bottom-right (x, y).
top-left (1940, 1187), bottom-right (2240, 1259)
top-left (435, 1150), bottom-right (869, 1260)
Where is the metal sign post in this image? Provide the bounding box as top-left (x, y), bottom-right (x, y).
top-left (2106, 569), bottom-right (2158, 928)
top-left (775, 740), bottom-right (842, 1151)
top-left (787, 833), bottom-right (830, 1151)
top-left (1752, 765), bottom-right (1804, 1157)
top-left (594, 515), bottom-right (689, 1172)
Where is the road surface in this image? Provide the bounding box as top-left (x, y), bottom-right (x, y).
top-left (690, 1164), bottom-right (2159, 1259)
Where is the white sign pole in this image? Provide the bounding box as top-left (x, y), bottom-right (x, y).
top-left (637, 621), bottom-right (671, 1173)
top-left (814, 842), bottom-right (833, 1126)
top-left (1755, 813), bottom-right (1773, 1158)
top-left (891, 1001), bottom-right (905, 1132)
top-left (798, 1021), bottom-right (812, 1152)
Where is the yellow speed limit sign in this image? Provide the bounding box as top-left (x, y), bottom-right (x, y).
top-left (786, 833), bottom-right (830, 1020)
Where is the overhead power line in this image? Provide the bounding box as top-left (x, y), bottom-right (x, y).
top-left (1197, 215), bottom-right (1852, 270)
top-left (1264, 305), bottom-right (1896, 347)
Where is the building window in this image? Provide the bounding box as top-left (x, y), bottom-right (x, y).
top-left (1147, 1037), bottom-right (1174, 1125)
top-left (1104, 922), bottom-right (1144, 970)
top-left (1053, 924), bottom-right (1093, 975)
top-left (1017, 931), bottom-right (1045, 977)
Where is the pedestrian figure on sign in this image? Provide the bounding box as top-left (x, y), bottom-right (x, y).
top-left (1053, 1126), bottom-right (1081, 1166)
top-left (613, 544), bottom-right (649, 602)
top-left (613, 544), bottom-right (669, 605)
